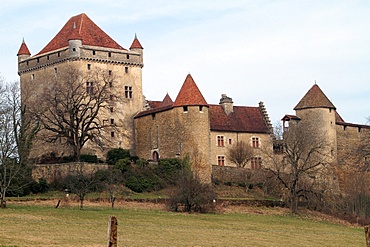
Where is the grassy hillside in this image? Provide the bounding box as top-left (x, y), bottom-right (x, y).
top-left (0, 200), bottom-right (365, 247)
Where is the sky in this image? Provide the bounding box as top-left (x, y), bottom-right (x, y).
top-left (0, 0), bottom-right (369, 125)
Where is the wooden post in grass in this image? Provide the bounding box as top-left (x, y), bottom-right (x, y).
top-left (107, 216), bottom-right (118, 247)
top-left (365, 226), bottom-right (370, 247)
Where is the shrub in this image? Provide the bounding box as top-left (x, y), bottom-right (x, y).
top-left (80, 154), bottom-right (98, 163)
top-left (167, 174), bottom-right (216, 213)
top-left (107, 148), bottom-right (130, 165)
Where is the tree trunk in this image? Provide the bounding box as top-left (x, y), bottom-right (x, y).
top-left (0, 198), bottom-right (6, 209)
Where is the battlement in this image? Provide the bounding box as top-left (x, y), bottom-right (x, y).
top-left (18, 45), bottom-right (143, 75)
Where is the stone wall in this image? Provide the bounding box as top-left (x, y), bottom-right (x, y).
top-left (32, 162), bottom-right (108, 183)
top-left (212, 165), bottom-right (248, 184)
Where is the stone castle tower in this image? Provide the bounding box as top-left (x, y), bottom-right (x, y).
top-left (17, 13), bottom-right (144, 160)
top-left (293, 84), bottom-right (338, 164)
top-left (135, 74), bottom-right (212, 182)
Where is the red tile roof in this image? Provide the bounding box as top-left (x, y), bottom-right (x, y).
top-left (130, 34), bottom-right (143, 49)
top-left (294, 84), bottom-right (336, 110)
top-left (209, 105), bottom-right (270, 133)
top-left (36, 13), bottom-right (125, 55)
top-left (173, 74), bottom-right (208, 107)
top-left (17, 40), bottom-right (31, 56)
top-left (160, 93), bottom-right (173, 107)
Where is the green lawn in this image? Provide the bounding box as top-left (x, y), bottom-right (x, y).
top-left (0, 201), bottom-right (366, 247)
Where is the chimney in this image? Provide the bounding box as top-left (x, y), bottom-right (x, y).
top-left (219, 94), bottom-right (233, 115)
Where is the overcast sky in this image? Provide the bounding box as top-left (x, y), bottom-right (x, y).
top-left (1, 0), bottom-right (369, 125)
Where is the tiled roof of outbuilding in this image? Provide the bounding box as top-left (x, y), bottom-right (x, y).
top-left (294, 84), bottom-right (336, 110)
top-left (173, 74), bottom-right (208, 107)
top-left (209, 105), bottom-right (270, 133)
top-left (36, 13), bottom-right (125, 55)
top-left (17, 40), bottom-right (31, 55)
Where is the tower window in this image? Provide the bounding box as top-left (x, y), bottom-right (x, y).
top-left (31, 74), bottom-right (35, 80)
top-left (126, 54), bottom-right (129, 59)
top-left (58, 52), bottom-right (61, 57)
top-left (86, 82), bottom-right (94, 94)
top-left (110, 119), bottom-right (114, 125)
top-left (217, 136), bottom-right (225, 147)
top-left (72, 48), bottom-right (76, 52)
top-left (183, 106), bottom-right (188, 112)
top-left (199, 106), bottom-right (203, 112)
top-left (87, 64), bottom-right (91, 70)
top-left (217, 156), bottom-right (225, 166)
top-left (110, 107), bottom-right (114, 113)
top-left (125, 86), bottom-right (132, 98)
top-left (229, 138), bottom-right (232, 145)
top-left (47, 55), bottom-right (50, 60)
top-left (152, 113), bottom-right (156, 120)
top-left (54, 67), bottom-right (58, 74)
top-left (108, 70), bottom-right (112, 76)
top-left (111, 132), bottom-right (115, 138)
top-left (125, 67), bottom-right (128, 73)
top-left (109, 81), bottom-right (113, 88)
top-left (108, 52), bottom-right (111, 57)
top-left (92, 50), bottom-right (96, 55)
top-left (37, 58), bottom-right (40, 63)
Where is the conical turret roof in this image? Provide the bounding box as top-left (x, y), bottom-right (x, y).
top-left (17, 39), bottom-right (31, 56)
top-left (173, 74), bottom-right (208, 107)
top-left (36, 13), bottom-right (125, 55)
top-left (294, 84), bottom-right (336, 110)
top-left (130, 34), bottom-right (143, 49)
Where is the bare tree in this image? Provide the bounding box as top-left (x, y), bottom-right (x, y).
top-left (33, 66), bottom-right (116, 161)
top-left (227, 141), bottom-right (254, 168)
top-left (0, 80), bottom-right (36, 208)
top-left (265, 121), bottom-right (332, 214)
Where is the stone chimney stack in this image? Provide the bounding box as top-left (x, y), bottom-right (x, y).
top-left (219, 94), bottom-right (233, 115)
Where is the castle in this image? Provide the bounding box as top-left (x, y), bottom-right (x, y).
top-left (18, 13), bottom-right (369, 183)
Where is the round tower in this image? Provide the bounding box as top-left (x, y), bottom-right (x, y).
top-left (173, 74), bottom-right (211, 182)
top-left (294, 84), bottom-right (337, 163)
top-left (129, 33), bottom-right (143, 64)
top-left (17, 38), bottom-right (31, 64)
top-left (68, 22), bottom-right (82, 58)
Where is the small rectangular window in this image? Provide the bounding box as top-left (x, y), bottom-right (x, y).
top-left (92, 50), bottom-right (96, 55)
top-left (31, 74), bottom-right (35, 80)
top-left (199, 106), bottom-right (203, 112)
top-left (125, 67), bottom-right (128, 73)
top-left (86, 82), bottom-right (94, 94)
top-left (183, 106), bottom-right (188, 112)
top-left (217, 156), bottom-right (225, 166)
top-left (72, 48), bottom-right (76, 52)
top-left (111, 132), bottom-right (115, 138)
top-left (110, 107), bottom-right (114, 113)
top-left (217, 136), bottom-right (225, 147)
top-left (37, 58), bottom-right (40, 63)
top-left (152, 113), bottom-right (156, 120)
top-left (54, 67), bottom-right (58, 74)
top-left (126, 54), bottom-right (129, 59)
top-left (251, 157), bottom-right (262, 169)
top-left (108, 70), bottom-right (112, 76)
top-left (108, 52), bottom-right (111, 57)
top-left (58, 52), bottom-right (61, 57)
top-left (125, 86), bottom-right (132, 98)
top-left (87, 64), bottom-right (91, 70)
top-left (229, 139), bottom-right (232, 145)
top-left (252, 137), bottom-right (259, 148)
top-left (47, 55), bottom-right (50, 60)
top-left (109, 82), bottom-right (113, 88)
top-left (110, 119), bottom-right (114, 125)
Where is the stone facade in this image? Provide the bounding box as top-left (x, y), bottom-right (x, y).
top-left (18, 14), bottom-right (144, 160)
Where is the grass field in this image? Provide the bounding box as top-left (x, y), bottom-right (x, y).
top-left (0, 200), bottom-right (366, 247)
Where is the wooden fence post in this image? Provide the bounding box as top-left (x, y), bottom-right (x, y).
top-left (107, 216), bottom-right (118, 247)
top-left (365, 226), bottom-right (370, 247)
